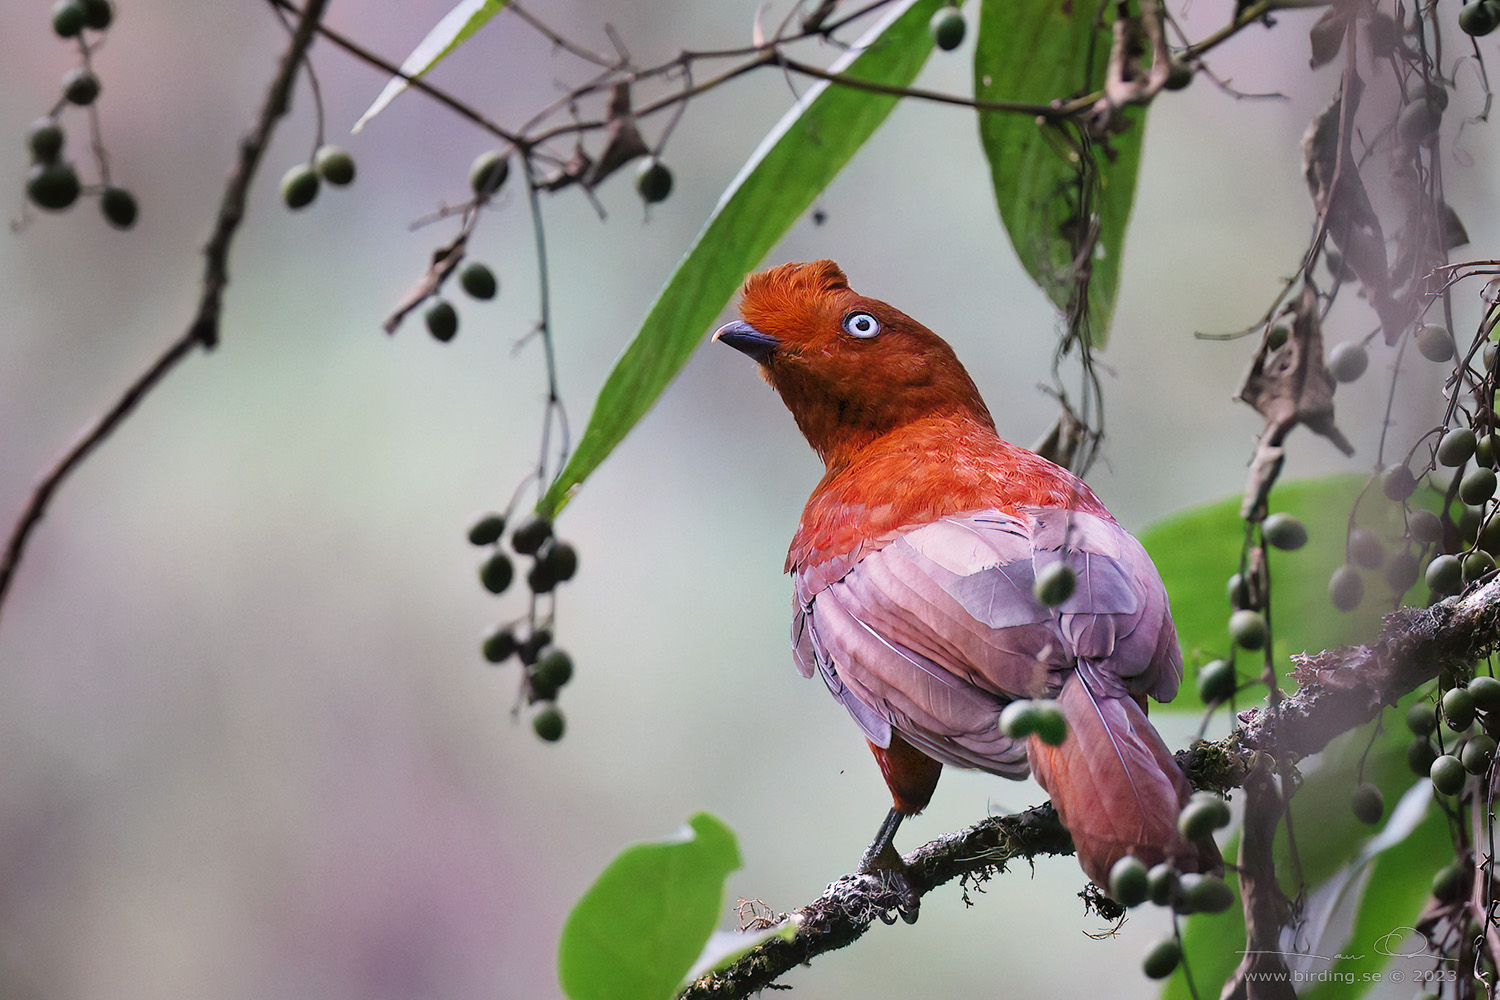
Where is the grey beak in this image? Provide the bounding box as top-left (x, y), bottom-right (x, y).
top-left (713, 320), bottom-right (779, 364)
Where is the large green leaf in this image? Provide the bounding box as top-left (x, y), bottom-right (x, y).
top-left (352, 0), bottom-right (510, 133)
top-left (559, 812), bottom-right (741, 1000)
top-left (1140, 476), bottom-right (1406, 713)
top-left (973, 0), bottom-right (1144, 344)
top-left (539, 0), bottom-right (952, 516)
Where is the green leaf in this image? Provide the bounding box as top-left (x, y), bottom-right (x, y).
top-left (973, 0), bottom-right (1144, 344)
top-left (352, 0), bottom-right (510, 133)
top-left (539, 0), bottom-right (952, 516)
top-left (1140, 475), bottom-right (1405, 712)
top-left (559, 812), bottom-right (742, 1000)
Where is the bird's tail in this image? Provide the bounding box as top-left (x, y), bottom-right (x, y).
top-left (1028, 671), bottom-right (1221, 887)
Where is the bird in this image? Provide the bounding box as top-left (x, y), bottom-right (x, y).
top-left (714, 260), bottom-right (1218, 919)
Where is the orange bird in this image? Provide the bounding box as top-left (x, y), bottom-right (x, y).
top-left (715, 260), bottom-right (1216, 918)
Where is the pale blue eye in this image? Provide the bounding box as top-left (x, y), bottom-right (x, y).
top-left (843, 311), bottom-right (881, 339)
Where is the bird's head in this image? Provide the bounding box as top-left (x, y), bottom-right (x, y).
top-left (715, 260), bottom-right (994, 467)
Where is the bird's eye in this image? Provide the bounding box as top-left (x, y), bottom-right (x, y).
top-left (842, 311), bottom-right (881, 339)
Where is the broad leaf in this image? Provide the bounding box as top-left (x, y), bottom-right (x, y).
top-left (1140, 476), bottom-right (1405, 712)
top-left (539, 0), bottom-right (954, 516)
top-left (973, 0), bottom-right (1144, 344)
top-left (559, 812), bottom-right (741, 1000)
top-left (353, 0), bottom-right (510, 133)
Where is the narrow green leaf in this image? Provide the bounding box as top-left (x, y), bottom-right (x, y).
top-left (539, 0), bottom-right (952, 516)
top-left (352, 0), bottom-right (510, 133)
top-left (973, 0), bottom-right (1144, 344)
top-left (559, 812), bottom-right (741, 1000)
top-left (1140, 475), bottom-right (1404, 712)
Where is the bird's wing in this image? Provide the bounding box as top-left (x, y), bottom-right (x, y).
top-left (792, 508), bottom-right (1181, 778)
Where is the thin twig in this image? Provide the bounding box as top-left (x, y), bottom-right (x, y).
top-left (0, 0), bottom-right (331, 625)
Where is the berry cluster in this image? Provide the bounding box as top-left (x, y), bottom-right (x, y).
top-left (1407, 676), bottom-right (1500, 795)
top-left (469, 510), bottom-right (579, 741)
top-left (412, 151), bottom-right (510, 344)
top-left (1105, 792), bottom-right (1235, 979)
top-left (279, 145), bottom-right (357, 211)
top-left (26, 0), bottom-right (137, 228)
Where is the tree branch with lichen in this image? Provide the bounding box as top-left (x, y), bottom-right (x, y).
top-left (678, 575), bottom-right (1500, 1000)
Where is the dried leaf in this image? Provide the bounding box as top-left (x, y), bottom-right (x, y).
top-left (1237, 282), bottom-right (1354, 511)
top-left (1308, 4), bottom-right (1350, 69)
top-left (583, 83), bottom-right (650, 188)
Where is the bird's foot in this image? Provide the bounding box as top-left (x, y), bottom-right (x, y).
top-left (858, 838), bottom-right (920, 924)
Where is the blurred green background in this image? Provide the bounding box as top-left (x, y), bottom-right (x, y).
top-left (0, 2), bottom-right (1491, 998)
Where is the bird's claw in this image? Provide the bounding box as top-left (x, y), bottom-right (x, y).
top-left (859, 841), bottom-right (921, 924)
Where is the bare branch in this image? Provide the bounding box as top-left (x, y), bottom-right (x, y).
top-left (0, 0), bottom-right (331, 625)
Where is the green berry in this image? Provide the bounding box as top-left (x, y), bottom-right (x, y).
top-left (1031, 699), bottom-right (1066, 746)
top-left (999, 699), bottom-right (1041, 738)
top-left (1409, 508), bottom-right (1444, 543)
top-left (1481, 432), bottom-right (1500, 468)
top-left (1329, 564), bottom-right (1364, 612)
top-left (1385, 551), bottom-right (1420, 592)
top-left (100, 187), bottom-right (137, 230)
top-left (280, 163), bottom-right (319, 209)
top-left (541, 540), bottom-right (579, 582)
top-left (1461, 468), bottom-right (1498, 506)
top-left (481, 625), bottom-right (518, 663)
top-left (1417, 324), bottom-right (1455, 362)
top-left (1196, 658), bottom-right (1236, 704)
top-left (1408, 738), bottom-right (1437, 776)
top-left (26, 118), bottom-right (64, 162)
top-left (1407, 700), bottom-right (1438, 736)
top-left (1461, 733), bottom-right (1496, 773)
top-left (518, 629), bottom-right (552, 665)
top-left (1262, 513), bottom-right (1308, 550)
top-left (1142, 938), bottom-right (1182, 980)
top-left (1107, 855), bottom-right (1149, 907)
top-left (1445, 687), bottom-right (1477, 730)
top-left (1328, 341), bottom-right (1368, 382)
top-left (469, 150), bottom-right (510, 198)
top-left (1176, 873), bottom-right (1234, 914)
top-left (1266, 325), bottom-right (1290, 350)
top-left (62, 67), bottom-right (101, 106)
top-left (313, 145), bottom-right (356, 185)
top-left (634, 156), bottom-right (673, 204)
top-left (51, 0), bottom-right (86, 37)
top-left (424, 299), bottom-right (458, 342)
top-left (80, 0), bottom-right (112, 29)
top-left (1464, 550), bottom-right (1495, 582)
top-left (532, 705), bottom-right (565, 741)
top-left (1427, 554), bottom-right (1463, 596)
top-left (25, 160), bottom-right (80, 211)
top-left (534, 648), bottom-right (574, 690)
top-left (1381, 464), bottom-right (1417, 502)
top-left (510, 513), bottom-right (553, 556)
top-left (1177, 793), bottom-right (1231, 840)
top-left (929, 6), bottom-right (965, 50)
top-left (1033, 562), bottom-right (1076, 606)
top-left (526, 558), bottom-right (559, 594)
top-left (459, 261), bottom-right (498, 300)
top-left (468, 513), bottom-right (506, 546)
top-left (1350, 782), bottom-right (1384, 824)
top-left (1229, 609), bottom-right (1268, 650)
top-left (1163, 59), bottom-right (1194, 91)
top-left (1432, 861), bottom-right (1466, 902)
top-left (1430, 753), bottom-right (1467, 794)
top-left (1468, 675), bottom-right (1500, 712)
top-left (1347, 528), bottom-right (1385, 569)
top-left (1226, 572), bottom-right (1253, 610)
top-left (1438, 428), bottom-right (1478, 467)
top-left (1460, 0), bottom-right (1499, 35)
top-left (479, 551), bottom-right (514, 594)
top-left (1146, 863), bottom-right (1179, 906)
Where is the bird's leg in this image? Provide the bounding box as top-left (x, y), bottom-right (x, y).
top-left (858, 807), bottom-right (920, 924)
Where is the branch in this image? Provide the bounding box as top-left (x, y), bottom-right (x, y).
top-left (0, 0), bottom-right (329, 627)
top-left (682, 576), bottom-right (1500, 1000)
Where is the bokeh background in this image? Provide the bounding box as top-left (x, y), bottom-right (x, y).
top-left (0, 2), bottom-right (1494, 999)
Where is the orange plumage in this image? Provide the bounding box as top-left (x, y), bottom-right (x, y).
top-left (716, 260), bottom-right (1217, 911)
